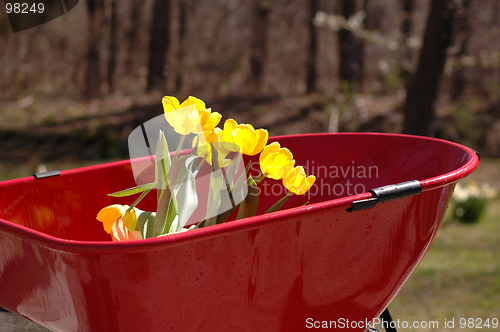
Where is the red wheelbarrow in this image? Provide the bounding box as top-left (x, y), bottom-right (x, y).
top-left (0, 133), bottom-right (479, 332)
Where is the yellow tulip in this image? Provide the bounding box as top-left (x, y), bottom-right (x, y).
top-left (222, 119), bottom-right (268, 156)
top-left (193, 128), bottom-right (231, 166)
top-left (259, 142), bottom-right (295, 180)
top-left (162, 96), bottom-right (221, 135)
top-left (96, 204), bottom-right (137, 234)
top-left (282, 166), bottom-right (316, 195)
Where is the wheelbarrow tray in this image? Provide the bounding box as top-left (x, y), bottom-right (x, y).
top-left (0, 133), bottom-right (479, 332)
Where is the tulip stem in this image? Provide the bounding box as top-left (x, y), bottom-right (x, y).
top-left (129, 189), bottom-right (152, 210)
top-left (255, 173), bottom-right (266, 185)
top-left (173, 135), bottom-right (186, 161)
top-left (265, 191), bottom-right (293, 214)
top-left (196, 158), bottom-right (205, 172)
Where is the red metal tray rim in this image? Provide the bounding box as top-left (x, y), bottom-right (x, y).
top-left (0, 133), bottom-right (479, 253)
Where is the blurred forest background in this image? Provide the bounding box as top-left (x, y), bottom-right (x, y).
top-left (0, 0), bottom-right (500, 171)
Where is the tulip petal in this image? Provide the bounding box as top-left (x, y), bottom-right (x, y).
top-left (170, 104), bottom-right (200, 135)
top-left (181, 96), bottom-right (206, 110)
top-left (251, 129), bottom-right (268, 155)
top-left (202, 111), bottom-right (221, 133)
top-left (122, 207), bottom-right (137, 230)
top-left (233, 125), bottom-right (254, 155)
top-left (111, 217), bottom-right (137, 242)
top-left (260, 142), bottom-right (280, 163)
top-left (162, 96), bottom-right (181, 112)
top-left (260, 143), bottom-right (295, 180)
top-left (163, 96), bottom-right (181, 128)
top-left (223, 119), bottom-right (238, 144)
top-left (283, 166), bottom-right (315, 195)
top-left (97, 204), bottom-right (126, 234)
top-left (222, 118), bottom-right (267, 155)
top-left (164, 96), bottom-right (219, 135)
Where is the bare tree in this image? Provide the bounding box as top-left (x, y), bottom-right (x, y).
top-left (249, 0), bottom-right (271, 93)
top-left (107, 0), bottom-right (118, 92)
top-left (402, 0), bottom-right (414, 37)
top-left (125, 0), bottom-right (143, 78)
top-left (306, 0), bottom-right (319, 93)
top-left (84, 0), bottom-right (105, 99)
top-left (450, 0), bottom-right (472, 100)
top-left (399, 0), bottom-right (414, 81)
top-left (338, 0), bottom-right (366, 91)
top-left (403, 0), bottom-right (457, 136)
top-left (176, 0), bottom-right (188, 91)
top-left (147, 0), bottom-right (172, 91)
top-left (492, 0), bottom-right (500, 86)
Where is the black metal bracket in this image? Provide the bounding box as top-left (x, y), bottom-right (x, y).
top-left (380, 308), bottom-right (397, 332)
top-left (33, 170), bottom-right (61, 179)
top-left (347, 180), bottom-right (422, 212)
top-left (363, 308), bottom-right (397, 332)
top-left (472, 149), bottom-right (481, 161)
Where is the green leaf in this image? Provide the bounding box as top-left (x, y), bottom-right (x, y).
top-left (211, 154), bottom-right (247, 225)
top-left (169, 155), bottom-right (192, 195)
top-left (154, 130), bottom-right (172, 237)
top-left (204, 191), bottom-right (222, 227)
top-left (216, 204), bottom-right (238, 224)
top-left (205, 163), bottom-right (225, 222)
top-left (265, 193), bottom-right (292, 214)
top-left (137, 211), bottom-right (156, 239)
top-left (245, 160), bottom-right (251, 174)
top-left (108, 183), bottom-right (156, 197)
top-left (174, 156), bottom-right (199, 232)
top-left (160, 223), bottom-right (198, 237)
top-left (235, 199), bottom-right (249, 220)
top-left (191, 134), bottom-right (200, 156)
top-left (168, 215), bottom-right (180, 233)
top-left (210, 142), bottom-right (220, 172)
top-left (154, 186), bottom-right (172, 237)
top-left (232, 163), bottom-right (249, 196)
top-left (218, 166), bottom-right (249, 224)
top-left (226, 158), bottom-right (249, 199)
top-left (224, 155), bottom-right (237, 184)
top-left (163, 196), bottom-right (178, 234)
top-left (155, 130), bottom-right (171, 191)
top-left (173, 134), bottom-right (186, 162)
top-left (245, 176), bottom-right (260, 218)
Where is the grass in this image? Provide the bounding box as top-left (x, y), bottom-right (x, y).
top-left (387, 160), bottom-right (500, 332)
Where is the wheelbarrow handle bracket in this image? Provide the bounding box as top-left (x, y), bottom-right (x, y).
top-left (472, 149), bottom-right (481, 160)
top-left (33, 170), bottom-right (61, 179)
top-left (347, 180), bottom-right (422, 212)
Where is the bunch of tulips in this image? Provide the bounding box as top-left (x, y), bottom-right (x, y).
top-left (97, 96), bottom-right (316, 241)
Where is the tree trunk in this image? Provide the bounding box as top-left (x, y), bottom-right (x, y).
top-left (400, 0), bottom-right (414, 81)
top-left (402, 0), bottom-right (414, 36)
top-left (306, 0), bottom-right (319, 93)
top-left (492, 0), bottom-right (500, 85)
top-left (450, 0), bottom-right (472, 100)
top-left (107, 0), bottom-right (118, 92)
top-left (338, 0), bottom-right (365, 91)
top-left (249, 0), bottom-right (270, 93)
top-left (125, 0), bottom-right (143, 75)
top-left (84, 0), bottom-right (105, 99)
top-left (147, 0), bottom-right (171, 91)
top-left (176, 0), bottom-right (188, 91)
top-left (402, 0), bottom-right (456, 136)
